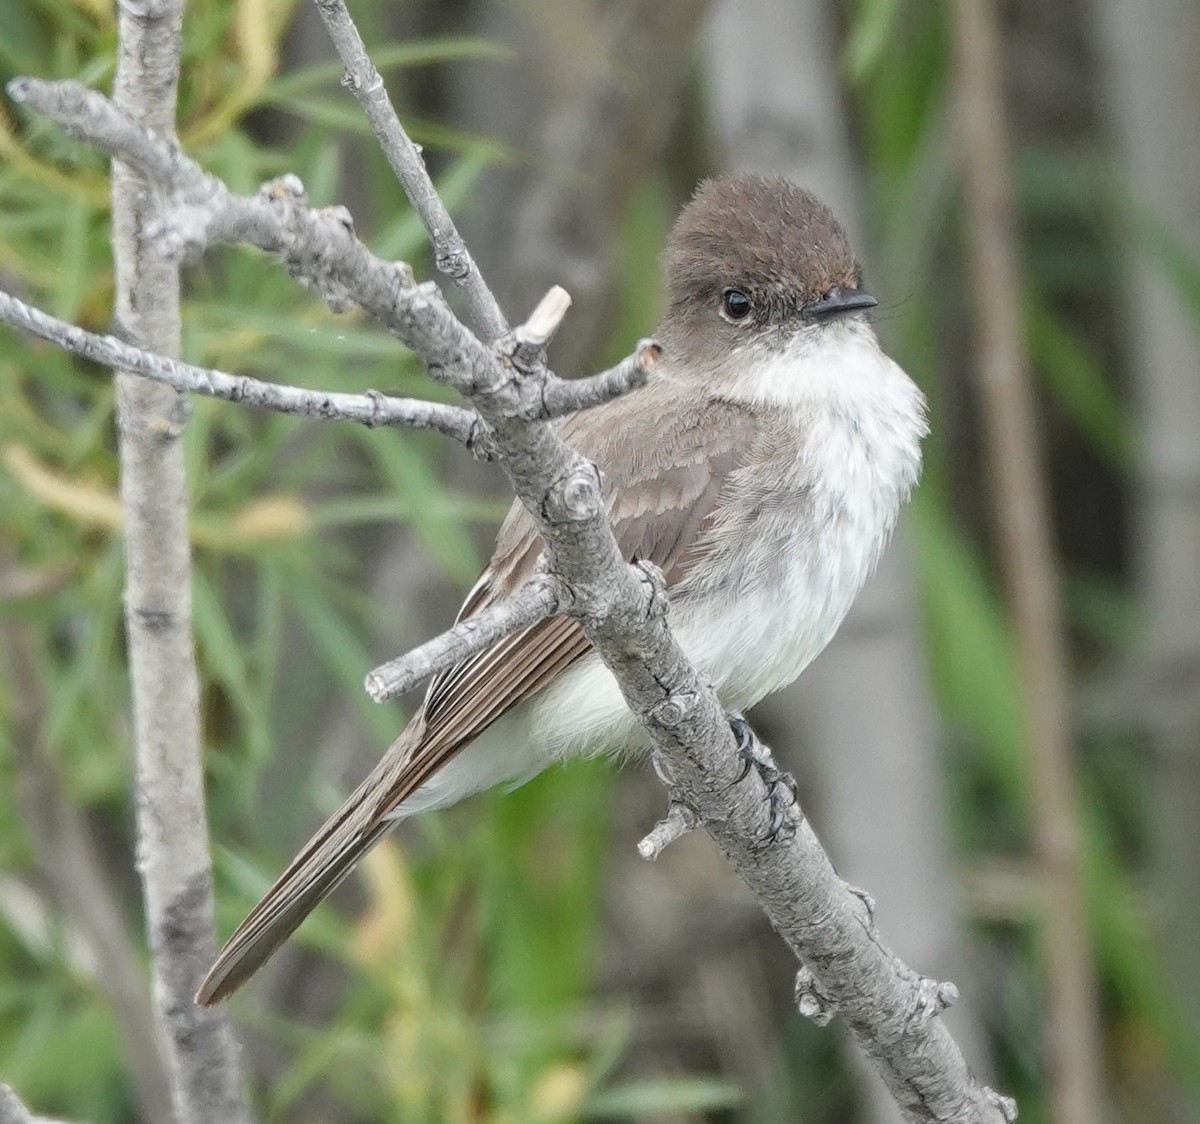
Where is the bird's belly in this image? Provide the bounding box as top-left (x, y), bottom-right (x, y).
top-left (525, 516), bottom-right (881, 763)
top-left (677, 521), bottom-right (878, 707)
top-left (397, 543), bottom-right (890, 816)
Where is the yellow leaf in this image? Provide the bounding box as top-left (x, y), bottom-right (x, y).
top-left (229, 494), bottom-right (312, 540)
top-left (529, 1064), bottom-right (586, 1120)
top-left (4, 444), bottom-right (312, 548)
top-left (3, 444), bottom-right (122, 530)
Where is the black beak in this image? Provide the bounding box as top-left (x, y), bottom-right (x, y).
top-left (801, 286), bottom-right (878, 319)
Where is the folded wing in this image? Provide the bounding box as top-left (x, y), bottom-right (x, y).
top-left (197, 388), bottom-right (762, 1004)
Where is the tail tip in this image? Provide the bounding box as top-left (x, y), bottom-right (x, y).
top-left (194, 961), bottom-right (240, 1007)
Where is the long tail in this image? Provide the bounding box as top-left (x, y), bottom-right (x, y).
top-left (195, 726), bottom-right (420, 1006)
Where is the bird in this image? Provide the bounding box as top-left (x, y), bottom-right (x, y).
top-left (196, 175), bottom-right (927, 1005)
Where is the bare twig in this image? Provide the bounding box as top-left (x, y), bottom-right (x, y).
top-left (952, 2), bottom-right (1104, 1122)
top-left (504, 288), bottom-right (658, 414)
top-left (366, 575), bottom-right (562, 702)
top-left (541, 341), bottom-right (661, 418)
top-left (512, 284), bottom-right (572, 349)
top-left (7, 79), bottom-right (645, 441)
top-left (0, 289), bottom-right (484, 447)
top-left (108, 3), bottom-right (250, 1120)
top-left (309, 0), bottom-right (507, 341)
top-left (637, 801), bottom-right (699, 860)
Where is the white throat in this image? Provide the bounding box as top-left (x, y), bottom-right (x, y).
top-left (718, 318), bottom-right (922, 417)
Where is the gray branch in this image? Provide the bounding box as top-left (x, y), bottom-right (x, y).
top-left (7, 78), bottom-right (663, 436)
top-left (5, 13), bottom-right (1011, 1115)
top-left (637, 799), bottom-right (699, 860)
top-left (366, 575), bottom-right (562, 702)
top-left (107, 2), bottom-right (251, 1120)
top-left (540, 341), bottom-right (660, 418)
top-left (0, 289), bottom-right (484, 448)
top-left (310, 0), bottom-right (507, 341)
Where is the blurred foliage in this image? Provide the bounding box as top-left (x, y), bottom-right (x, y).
top-left (851, 3), bottom-right (1200, 1121)
top-left (2, 0), bottom-right (1200, 1122)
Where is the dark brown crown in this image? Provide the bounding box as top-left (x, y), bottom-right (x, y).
top-left (662, 176), bottom-right (861, 335)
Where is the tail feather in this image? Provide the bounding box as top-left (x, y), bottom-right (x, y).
top-left (196, 816), bottom-right (390, 1005)
top-left (196, 727), bottom-right (424, 1006)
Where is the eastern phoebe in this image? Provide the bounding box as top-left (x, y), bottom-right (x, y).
top-left (197, 175), bottom-right (926, 1005)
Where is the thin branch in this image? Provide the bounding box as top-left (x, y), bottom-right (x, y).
top-left (0, 289), bottom-right (484, 447)
top-left (542, 340), bottom-right (661, 418)
top-left (7, 79), bottom-right (646, 441)
top-left (637, 800), bottom-right (699, 860)
top-left (108, 2), bottom-right (251, 1119)
top-left (504, 287), bottom-right (660, 416)
top-left (365, 576), bottom-right (561, 702)
top-left (7, 77), bottom-right (185, 185)
top-left (310, 0), bottom-right (508, 341)
top-left (952, 3), bottom-right (1103, 1123)
top-left (7, 80), bottom-right (489, 390)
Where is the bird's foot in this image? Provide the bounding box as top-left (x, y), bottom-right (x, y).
top-left (727, 713), bottom-right (798, 844)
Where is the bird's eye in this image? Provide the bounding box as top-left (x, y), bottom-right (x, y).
top-left (721, 288), bottom-right (752, 322)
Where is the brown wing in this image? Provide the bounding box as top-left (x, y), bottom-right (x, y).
top-left (369, 387), bottom-right (761, 819)
top-left (196, 385), bottom-right (760, 1004)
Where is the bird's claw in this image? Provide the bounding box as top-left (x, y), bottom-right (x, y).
top-left (765, 783), bottom-right (798, 843)
top-left (650, 748), bottom-right (676, 787)
top-left (727, 712), bottom-right (798, 844)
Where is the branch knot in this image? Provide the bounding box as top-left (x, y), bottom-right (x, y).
top-left (649, 692), bottom-right (697, 728)
top-left (637, 795), bottom-right (699, 859)
top-left (543, 462), bottom-right (603, 524)
top-left (984, 1088), bottom-right (1019, 1122)
top-left (794, 967), bottom-right (836, 1026)
top-left (842, 881), bottom-right (877, 925)
top-left (632, 560), bottom-right (669, 619)
top-left (906, 975), bottom-right (959, 1029)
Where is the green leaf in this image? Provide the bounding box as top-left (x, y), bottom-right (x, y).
top-left (1134, 207), bottom-right (1200, 326)
top-left (352, 425), bottom-right (483, 583)
top-left (288, 565), bottom-right (398, 744)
